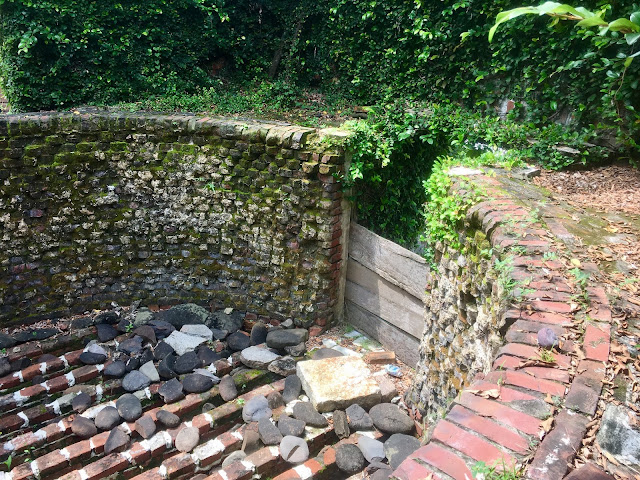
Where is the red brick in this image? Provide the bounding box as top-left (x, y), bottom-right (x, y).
top-left (432, 420), bottom-right (516, 468)
top-left (412, 443), bottom-right (473, 479)
top-left (564, 378), bottom-right (601, 415)
top-left (223, 461), bottom-right (254, 480)
top-left (391, 457), bottom-right (442, 480)
top-left (528, 410), bottom-right (589, 480)
top-left (447, 405), bottom-right (531, 454)
top-left (128, 467), bottom-right (165, 480)
top-left (564, 463), bottom-right (616, 480)
top-left (9, 463), bottom-right (33, 480)
top-left (72, 365), bottom-right (101, 383)
top-left (521, 367), bottom-right (571, 383)
top-left (584, 324), bottom-right (610, 362)
top-left (519, 310), bottom-right (572, 325)
top-left (485, 370), bottom-right (566, 396)
top-left (246, 448), bottom-right (278, 473)
top-left (36, 451), bottom-right (68, 477)
top-left (497, 343), bottom-right (571, 368)
top-left (577, 360), bottom-right (606, 383)
top-left (529, 300), bottom-right (574, 313)
top-left (90, 431), bottom-right (111, 454)
top-left (83, 454), bottom-right (129, 479)
top-left (65, 440), bottom-right (93, 463)
top-left (322, 447), bottom-right (336, 466)
top-left (458, 393), bottom-right (542, 436)
top-left (46, 374), bottom-right (71, 392)
top-left (469, 380), bottom-right (537, 402)
top-left (164, 453), bottom-right (195, 478)
top-left (19, 383), bottom-right (47, 398)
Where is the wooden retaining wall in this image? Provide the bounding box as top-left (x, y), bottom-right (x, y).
top-left (344, 223), bottom-right (430, 367)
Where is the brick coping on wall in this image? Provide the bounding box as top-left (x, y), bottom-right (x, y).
top-left (393, 173), bottom-right (611, 480)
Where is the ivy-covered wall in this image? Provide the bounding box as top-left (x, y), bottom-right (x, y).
top-left (0, 113), bottom-right (349, 327)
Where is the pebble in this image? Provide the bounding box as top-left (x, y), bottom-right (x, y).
top-left (0, 358), bottom-right (10, 376)
top-left (122, 370), bottom-right (151, 392)
top-left (384, 433), bottom-right (421, 469)
top-left (158, 354), bottom-right (177, 379)
top-left (159, 378), bottom-right (184, 403)
top-left (219, 375), bottom-right (238, 401)
top-left (147, 320), bottom-right (175, 339)
top-left (104, 427), bottom-right (129, 454)
top-left (154, 341), bottom-right (175, 361)
top-left (538, 327), bottom-right (559, 349)
top-left (278, 414), bottom-right (306, 437)
top-left (369, 403), bottom-right (414, 434)
top-left (258, 418), bottom-right (283, 445)
top-left (175, 426), bottom-right (200, 453)
top-left (250, 323), bottom-right (268, 345)
top-left (117, 336), bottom-right (143, 355)
top-left (333, 410), bottom-right (350, 439)
top-left (174, 351), bottom-right (200, 374)
top-left (266, 329), bottom-right (309, 349)
top-left (139, 361), bottom-right (160, 382)
top-left (134, 325), bottom-right (157, 345)
top-left (135, 415), bottom-right (157, 439)
top-left (227, 331), bottom-right (251, 351)
top-left (181, 324), bottom-right (214, 341)
top-left (79, 351), bottom-right (106, 365)
top-left (242, 394), bottom-right (272, 422)
top-left (292, 402), bottom-right (328, 427)
top-left (358, 435), bottom-right (385, 462)
top-left (242, 426), bottom-right (262, 454)
top-left (182, 373), bottom-right (214, 393)
top-left (156, 409), bottom-right (181, 428)
top-left (280, 435), bottom-right (309, 463)
top-left (71, 416), bottom-right (97, 438)
top-left (116, 393), bottom-right (143, 422)
top-left (346, 403), bottom-right (374, 430)
top-left (96, 323), bottom-right (119, 342)
top-left (266, 391), bottom-right (285, 409)
top-left (282, 375), bottom-right (301, 403)
top-left (268, 356), bottom-right (297, 376)
top-left (197, 346), bottom-right (221, 366)
top-left (336, 444), bottom-right (365, 474)
top-left (104, 360), bottom-right (126, 378)
top-left (95, 406), bottom-right (121, 430)
top-left (72, 392), bottom-right (92, 413)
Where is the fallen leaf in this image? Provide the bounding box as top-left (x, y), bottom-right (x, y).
top-left (541, 417), bottom-right (554, 432)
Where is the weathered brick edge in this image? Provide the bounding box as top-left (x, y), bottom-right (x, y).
top-left (394, 175), bottom-right (610, 480)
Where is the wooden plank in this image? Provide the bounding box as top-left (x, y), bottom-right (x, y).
top-left (349, 223), bottom-right (430, 300)
top-left (346, 260), bottom-right (424, 338)
top-left (345, 300), bottom-right (420, 367)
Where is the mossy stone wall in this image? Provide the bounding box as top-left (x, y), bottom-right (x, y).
top-left (0, 113), bottom-right (349, 327)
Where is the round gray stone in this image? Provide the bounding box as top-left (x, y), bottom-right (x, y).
top-left (258, 418), bottom-right (283, 445)
top-left (222, 450), bottom-right (247, 467)
top-left (282, 375), bottom-right (301, 403)
top-left (538, 327), bottom-right (559, 349)
top-left (116, 393), bottom-right (143, 422)
top-left (159, 378), bottom-right (184, 404)
top-left (156, 409), bottom-right (181, 428)
top-left (104, 360), bottom-right (126, 378)
top-left (104, 427), bottom-right (129, 454)
top-left (278, 414), bottom-right (306, 437)
top-left (336, 444), bottom-right (365, 474)
top-left (72, 392), bottom-right (92, 413)
top-left (346, 403), bottom-right (374, 430)
top-left (242, 394), bottom-right (272, 422)
top-left (219, 375), bottom-right (238, 401)
top-left (183, 373), bottom-right (214, 393)
top-left (250, 323), bottom-right (268, 345)
top-left (280, 435), bottom-right (309, 464)
top-left (358, 435), bottom-right (385, 462)
top-left (174, 351), bottom-right (200, 374)
top-left (79, 351), bottom-right (106, 365)
top-left (139, 361), bottom-right (160, 382)
top-left (71, 416), bottom-right (97, 438)
top-left (122, 370), bottom-right (151, 392)
top-left (292, 402), bottom-right (328, 427)
top-left (95, 406), bottom-right (121, 430)
top-left (266, 329), bottom-right (308, 349)
top-left (227, 331), bottom-right (251, 351)
top-left (176, 426), bottom-right (200, 453)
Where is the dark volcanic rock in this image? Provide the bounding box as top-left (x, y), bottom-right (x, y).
top-left (227, 331), bottom-right (251, 351)
top-left (134, 325), bottom-right (157, 345)
top-left (122, 370), bottom-right (151, 392)
top-left (158, 354), bottom-right (177, 380)
top-left (70, 317), bottom-right (94, 329)
top-left (197, 346), bottom-right (221, 366)
top-left (182, 374), bottom-right (214, 393)
top-left (71, 416), bottom-right (97, 438)
top-left (0, 358), bottom-right (11, 377)
top-left (282, 375), bottom-right (301, 403)
top-left (335, 444), bottom-right (365, 474)
top-left (11, 358), bottom-right (31, 371)
top-left (174, 351), bottom-right (200, 374)
top-left (95, 406), bottom-right (121, 430)
top-left (156, 409), bottom-right (181, 428)
top-left (384, 434), bottom-right (421, 470)
top-left (125, 356), bottom-right (140, 372)
top-left (138, 348), bottom-right (154, 365)
top-left (79, 351), bottom-right (106, 365)
top-left (266, 391), bottom-right (285, 409)
top-left (118, 336), bottom-right (143, 356)
top-left (104, 427), bottom-right (129, 454)
top-left (154, 341), bottom-right (175, 361)
top-left (117, 318), bottom-right (135, 334)
top-left (159, 378), bottom-right (184, 404)
top-left (95, 311), bottom-right (119, 324)
top-left (14, 328), bottom-right (58, 343)
top-left (278, 414), bottom-right (306, 437)
top-left (346, 404), bottom-right (374, 430)
top-left (250, 323), bottom-right (268, 345)
top-left (116, 393), bottom-right (143, 422)
top-left (147, 320), bottom-right (175, 339)
top-left (208, 310), bottom-right (243, 333)
top-left (0, 333), bottom-right (16, 349)
top-left (96, 323), bottom-right (118, 342)
top-left (292, 402), bottom-right (328, 427)
top-left (156, 304), bottom-right (210, 328)
top-left (266, 329), bottom-right (308, 349)
top-left (104, 360), bottom-right (126, 378)
top-left (258, 417), bottom-right (283, 445)
top-left (72, 392), bottom-right (92, 413)
top-left (369, 403), bottom-right (414, 434)
top-left (284, 342), bottom-right (306, 357)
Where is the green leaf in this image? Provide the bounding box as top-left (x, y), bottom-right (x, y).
top-left (626, 32), bottom-right (640, 45)
top-left (489, 6), bottom-right (539, 42)
top-left (576, 16), bottom-right (608, 28)
top-left (624, 56), bottom-right (633, 67)
top-left (630, 12), bottom-right (640, 25)
top-left (608, 18), bottom-right (640, 33)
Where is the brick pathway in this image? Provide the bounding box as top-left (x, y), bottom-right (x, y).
top-left (392, 172), bottom-right (613, 479)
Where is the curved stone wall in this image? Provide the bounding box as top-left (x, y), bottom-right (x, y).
top-left (0, 113), bottom-right (350, 327)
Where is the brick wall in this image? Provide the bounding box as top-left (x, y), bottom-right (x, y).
top-left (0, 113), bottom-right (350, 327)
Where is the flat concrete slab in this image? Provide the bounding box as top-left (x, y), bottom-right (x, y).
top-left (296, 356), bottom-right (381, 413)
